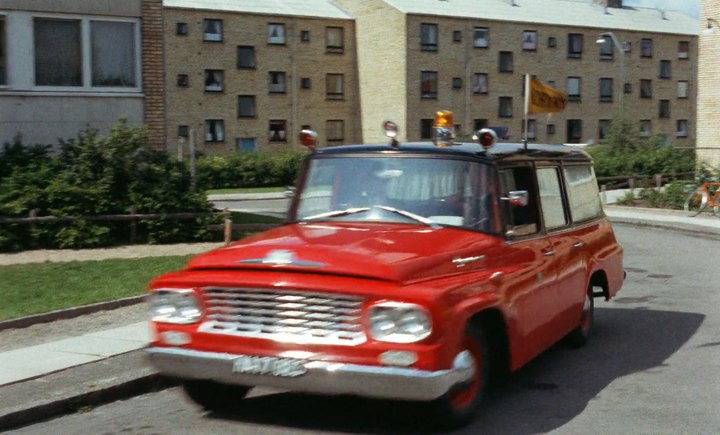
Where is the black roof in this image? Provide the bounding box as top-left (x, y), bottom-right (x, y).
top-left (314, 141), bottom-right (592, 163)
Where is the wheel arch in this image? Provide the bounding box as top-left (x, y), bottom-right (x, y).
top-left (467, 308), bottom-right (510, 379)
top-left (589, 269), bottom-right (610, 300)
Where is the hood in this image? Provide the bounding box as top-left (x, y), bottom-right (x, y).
top-left (186, 223), bottom-right (501, 283)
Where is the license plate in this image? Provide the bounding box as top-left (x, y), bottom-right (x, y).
top-left (232, 355), bottom-right (307, 378)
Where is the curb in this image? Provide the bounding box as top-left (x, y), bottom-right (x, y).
top-left (0, 295), bottom-right (145, 332)
top-left (0, 371), bottom-right (176, 431)
top-left (608, 217), bottom-right (720, 238)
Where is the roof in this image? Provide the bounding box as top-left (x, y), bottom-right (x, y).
top-left (163, 0), bottom-right (353, 19)
top-left (383, 0), bottom-right (698, 36)
top-left (315, 142), bottom-right (593, 163)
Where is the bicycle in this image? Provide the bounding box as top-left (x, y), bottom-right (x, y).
top-left (684, 182), bottom-right (720, 217)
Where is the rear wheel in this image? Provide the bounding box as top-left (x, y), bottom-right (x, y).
top-left (429, 323), bottom-right (488, 429)
top-left (182, 380), bottom-right (251, 412)
top-left (567, 286), bottom-right (594, 348)
top-left (684, 190), bottom-right (708, 216)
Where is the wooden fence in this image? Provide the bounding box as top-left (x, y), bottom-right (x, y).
top-left (596, 172), bottom-right (695, 190)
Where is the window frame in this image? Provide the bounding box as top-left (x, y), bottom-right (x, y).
top-left (473, 27), bottom-right (489, 48)
top-left (536, 167), bottom-right (569, 231)
top-left (473, 73), bottom-right (488, 94)
top-left (203, 19), bottom-right (222, 42)
top-left (640, 38), bottom-right (653, 58)
top-left (599, 77), bottom-right (613, 102)
top-left (269, 119), bottom-right (288, 142)
top-left (326, 73), bottom-right (344, 100)
top-left (659, 60), bottom-right (671, 79)
top-left (326, 119), bottom-right (345, 145)
top-left (659, 99), bottom-right (670, 119)
top-left (420, 23), bottom-right (438, 52)
top-left (176, 22), bottom-right (188, 36)
top-left (498, 96), bottom-right (513, 118)
top-left (420, 118), bottom-right (433, 139)
top-left (567, 76), bottom-right (581, 102)
top-left (598, 37), bottom-right (613, 60)
top-left (676, 119), bottom-right (688, 138)
top-left (268, 23), bottom-right (286, 45)
top-left (678, 41), bottom-right (689, 60)
top-left (640, 79), bottom-right (652, 99)
top-left (204, 69), bottom-right (224, 93)
top-left (326, 26), bottom-right (344, 53)
top-left (639, 119), bottom-right (652, 137)
top-left (205, 119), bottom-right (225, 143)
top-left (522, 30), bottom-right (537, 51)
top-left (238, 95), bottom-right (256, 118)
top-left (268, 71), bottom-right (287, 94)
top-left (31, 14), bottom-right (141, 93)
top-left (677, 80), bottom-right (688, 99)
top-left (237, 45), bottom-right (256, 69)
top-left (499, 51), bottom-right (513, 73)
top-left (567, 33), bottom-right (583, 59)
top-left (420, 71), bottom-right (438, 99)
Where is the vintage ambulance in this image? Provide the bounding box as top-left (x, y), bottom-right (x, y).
top-left (146, 112), bottom-right (624, 428)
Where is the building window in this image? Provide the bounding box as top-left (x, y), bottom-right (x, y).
top-left (178, 125), bottom-right (189, 138)
top-left (678, 41), bottom-right (689, 59)
top-left (269, 120), bottom-right (287, 142)
top-left (639, 120), bottom-right (651, 137)
top-left (268, 23), bottom-right (285, 45)
top-left (472, 73), bottom-right (488, 94)
top-left (660, 60), bottom-right (671, 79)
top-left (237, 138), bottom-right (257, 152)
top-left (0, 16), bottom-right (5, 85)
top-left (269, 71), bottom-right (286, 93)
top-left (326, 73), bottom-right (344, 100)
top-left (300, 30), bottom-right (310, 42)
top-left (203, 19), bottom-right (222, 42)
top-left (420, 71), bottom-right (438, 99)
top-left (326, 120), bottom-right (344, 145)
top-left (176, 22), bottom-right (188, 36)
top-left (567, 77), bottom-right (581, 102)
top-left (548, 36), bottom-right (556, 48)
top-left (33, 17), bottom-right (138, 89)
top-left (473, 27), bottom-right (488, 48)
top-left (326, 27), bottom-right (344, 53)
top-left (624, 82), bottom-right (632, 94)
top-left (599, 78), bottom-right (613, 102)
top-left (640, 79), bottom-right (652, 98)
top-left (676, 120), bottom-right (688, 138)
top-left (453, 30), bottom-right (462, 43)
top-left (452, 77), bottom-right (462, 89)
top-left (640, 38), bottom-right (653, 58)
top-left (301, 77), bottom-right (311, 89)
top-left (238, 95), bottom-right (256, 118)
top-left (473, 119), bottom-right (488, 131)
top-left (568, 33), bottom-right (583, 58)
top-left (421, 23), bottom-right (438, 51)
top-left (522, 119), bottom-right (537, 139)
top-left (204, 69), bottom-right (223, 92)
top-left (547, 124), bottom-right (555, 135)
top-left (176, 74), bottom-right (189, 87)
top-left (566, 119), bottom-right (582, 143)
top-left (599, 37), bottom-right (613, 60)
top-left (205, 119), bottom-right (224, 142)
top-left (499, 51), bottom-right (513, 73)
top-left (522, 30), bottom-right (537, 51)
top-left (237, 46), bottom-right (255, 69)
top-left (499, 97), bottom-right (513, 118)
top-left (659, 100), bottom-right (670, 118)
top-left (598, 119), bottom-right (610, 140)
top-left (677, 80), bottom-right (688, 99)
top-left (420, 119), bottom-right (433, 139)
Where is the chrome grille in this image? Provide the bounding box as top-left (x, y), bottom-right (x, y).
top-left (199, 287), bottom-right (366, 345)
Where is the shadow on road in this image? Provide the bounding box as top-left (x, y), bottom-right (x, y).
top-left (206, 307), bottom-right (703, 434)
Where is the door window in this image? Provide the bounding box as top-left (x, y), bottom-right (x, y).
top-left (536, 168), bottom-right (568, 230)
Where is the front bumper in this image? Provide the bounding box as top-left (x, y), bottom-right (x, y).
top-left (146, 347), bottom-right (473, 402)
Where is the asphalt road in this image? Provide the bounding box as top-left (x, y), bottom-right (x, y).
top-left (11, 224), bottom-right (720, 434)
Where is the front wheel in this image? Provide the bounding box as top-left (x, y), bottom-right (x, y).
top-left (428, 323), bottom-right (488, 429)
top-left (684, 190), bottom-right (708, 216)
top-left (566, 286), bottom-right (594, 348)
top-left (182, 380), bottom-right (251, 412)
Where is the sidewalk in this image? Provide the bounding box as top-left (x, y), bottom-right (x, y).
top-left (1, 204), bottom-right (719, 430)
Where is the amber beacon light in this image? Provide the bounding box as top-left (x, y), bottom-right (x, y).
top-left (432, 110), bottom-right (455, 147)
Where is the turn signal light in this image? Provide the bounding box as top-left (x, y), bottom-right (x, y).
top-left (474, 128), bottom-right (498, 150)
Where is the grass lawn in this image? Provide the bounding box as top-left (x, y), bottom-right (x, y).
top-left (0, 255), bottom-right (191, 321)
top-left (207, 186), bottom-right (286, 195)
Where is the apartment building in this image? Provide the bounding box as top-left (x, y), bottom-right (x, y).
top-left (336, 0), bottom-right (698, 146)
top-left (0, 0), bottom-right (165, 148)
top-left (163, 0), bottom-right (361, 153)
top-left (697, 0), bottom-right (720, 169)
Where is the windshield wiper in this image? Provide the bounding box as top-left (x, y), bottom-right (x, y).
top-left (302, 207), bottom-right (370, 221)
top-left (375, 206), bottom-right (441, 229)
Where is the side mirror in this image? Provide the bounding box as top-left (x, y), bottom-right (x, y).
top-left (501, 190), bottom-right (529, 207)
top-left (284, 186), bottom-right (295, 198)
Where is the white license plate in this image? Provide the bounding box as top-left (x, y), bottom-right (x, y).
top-left (232, 355), bottom-right (307, 378)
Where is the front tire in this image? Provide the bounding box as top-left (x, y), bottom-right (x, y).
top-left (429, 323), bottom-right (488, 429)
top-left (182, 380), bottom-right (251, 411)
top-left (567, 286), bottom-right (594, 348)
top-left (684, 190), bottom-right (708, 216)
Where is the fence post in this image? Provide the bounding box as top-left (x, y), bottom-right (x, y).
top-left (655, 174), bottom-right (663, 189)
top-left (130, 205), bottom-right (137, 244)
top-left (628, 178), bottom-right (635, 189)
top-left (29, 209), bottom-right (37, 234)
top-left (223, 218), bottom-right (232, 245)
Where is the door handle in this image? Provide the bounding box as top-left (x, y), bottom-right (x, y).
top-left (542, 250), bottom-right (556, 256)
top-left (573, 242), bottom-right (585, 249)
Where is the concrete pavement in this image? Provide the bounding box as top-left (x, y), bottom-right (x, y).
top-left (1, 197), bottom-right (719, 430)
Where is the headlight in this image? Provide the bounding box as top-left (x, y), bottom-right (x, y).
top-left (368, 302), bottom-right (432, 343)
top-left (149, 289), bottom-right (202, 324)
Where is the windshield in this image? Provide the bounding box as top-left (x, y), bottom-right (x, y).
top-left (293, 156), bottom-right (501, 234)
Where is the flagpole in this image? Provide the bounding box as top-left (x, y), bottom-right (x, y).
top-left (523, 74), bottom-right (530, 150)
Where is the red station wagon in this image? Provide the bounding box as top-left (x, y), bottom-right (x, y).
top-left (146, 113), bottom-right (624, 428)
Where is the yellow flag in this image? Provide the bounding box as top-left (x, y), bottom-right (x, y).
top-left (528, 77), bottom-right (567, 114)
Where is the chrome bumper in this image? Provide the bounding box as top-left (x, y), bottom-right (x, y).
top-left (146, 347), bottom-right (473, 402)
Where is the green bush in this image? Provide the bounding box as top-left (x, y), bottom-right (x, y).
top-left (196, 151), bottom-right (304, 189)
top-left (0, 120), bottom-right (215, 251)
top-left (638, 181), bottom-right (693, 209)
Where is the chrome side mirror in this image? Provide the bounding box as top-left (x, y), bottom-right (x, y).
top-left (501, 190), bottom-right (529, 207)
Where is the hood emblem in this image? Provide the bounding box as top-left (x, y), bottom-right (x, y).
top-left (238, 249), bottom-right (325, 268)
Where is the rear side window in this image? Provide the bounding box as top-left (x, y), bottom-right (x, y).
top-left (536, 167), bottom-right (568, 230)
top-left (564, 166), bottom-right (603, 222)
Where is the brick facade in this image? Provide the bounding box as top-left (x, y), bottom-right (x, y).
top-left (142, 0), bottom-right (167, 150)
top-left (697, 0), bottom-right (720, 169)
